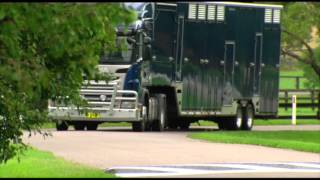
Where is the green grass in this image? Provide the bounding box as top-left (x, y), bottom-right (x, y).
top-left (278, 107), bottom-right (318, 116)
top-left (0, 147), bottom-right (116, 178)
top-left (280, 70), bottom-right (304, 76)
top-left (279, 70), bottom-right (316, 89)
top-left (192, 119), bottom-right (320, 126)
top-left (279, 78), bottom-right (309, 89)
top-left (279, 70), bottom-right (308, 89)
top-left (254, 119), bottom-right (320, 125)
top-left (189, 131), bottom-right (320, 153)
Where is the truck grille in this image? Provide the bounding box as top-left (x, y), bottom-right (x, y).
top-left (80, 80), bottom-right (120, 108)
top-left (49, 80), bottom-right (138, 110)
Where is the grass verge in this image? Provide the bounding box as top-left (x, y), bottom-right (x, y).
top-left (193, 119), bottom-right (320, 126)
top-left (188, 131), bottom-right (320, 153)
top-left (0, 147), bottom-right (115, 178)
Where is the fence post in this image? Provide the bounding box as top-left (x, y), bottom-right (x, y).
top-left (292, 95), bottom-right (297, 125)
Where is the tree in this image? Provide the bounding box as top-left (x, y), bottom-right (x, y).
top-left (0, 3), bottom-right (135, 163)
top-left (280, 2), bottom-right (320, 88)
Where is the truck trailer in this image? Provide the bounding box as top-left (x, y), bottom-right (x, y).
top-left (48, 2), bottom-right (283, 131)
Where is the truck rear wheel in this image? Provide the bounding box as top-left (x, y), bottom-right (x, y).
top-left (56, 121), bottom-right (68, 131)
top-left (179, 119), bottom-right (190, 130)
top-left (152, 94), bottom-right (166, 131)
top-left (241, 104), bottom-right (254, 130)
top-left (74, 122), bottom-right (85, 131)
top-left (86, 122), bottom-right (98, 131)
top-left (226, 106), bottom-right (243, 130)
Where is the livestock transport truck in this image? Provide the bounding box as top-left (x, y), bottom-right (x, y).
top-left (48, 2), bottom-right (283, 131)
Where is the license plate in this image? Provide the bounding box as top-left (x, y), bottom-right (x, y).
top-left (86, 112), bottom-right (100, 119)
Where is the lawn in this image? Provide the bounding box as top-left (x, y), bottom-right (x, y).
top-left (0, 147), bottom-right (115, 178)
top-left (188, 131), bottom-right (320, 153)
top-left (280, 71), bottom-right (304, 76)
top-left (193, 119), bottom-right (320, 126)
top-left (278, 107), bottom-right (318, 116)
top-left (279, 70), bottom-right (310, 89)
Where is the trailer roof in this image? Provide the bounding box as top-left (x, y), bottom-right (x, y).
top-left (156, 2), bottom-right (283, 9)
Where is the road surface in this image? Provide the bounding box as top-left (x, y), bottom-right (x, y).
top-left (23, 125), bottom-right (320, 178)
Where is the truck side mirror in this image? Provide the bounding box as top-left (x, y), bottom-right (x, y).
top-left (143, 36), bottom-right (152, 44)
top-left (127, 37), bottom-right (136, 45)
top-left (138, 10), bottom-right (148, 20)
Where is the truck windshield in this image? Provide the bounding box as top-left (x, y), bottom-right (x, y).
top-left (100, 36), bottom-right (133, 65)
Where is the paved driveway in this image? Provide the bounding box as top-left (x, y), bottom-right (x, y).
top-left (23, 125), bottom-right (320, 169)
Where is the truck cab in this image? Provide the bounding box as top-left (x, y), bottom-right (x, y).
top-left (48, 28), bottom-right (142, 131)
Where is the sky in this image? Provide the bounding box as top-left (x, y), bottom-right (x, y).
top-left (124, 2), bottom-right (145, 11)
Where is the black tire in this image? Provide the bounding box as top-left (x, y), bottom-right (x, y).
top-left (217, 120), bottom-right (226, 130)
top-left (179, 119), bottom-right (190, 130)
top-left (167, 116), bottom-right (178, 130)
top-left (56, 121), bottom-right (68, 131)
top-left (226, 106), bottom-right (243, 130)
top-left (132, 105), bottom-right (147, 132)
top-left (74, 122), bottom-right (85, 131)
top-left (152, 94), bottom-right (167, 131)
top-left (146, 97), bottom-right (157, 131)
top-left (168, 123), bottom-right (178, 130)
top-left (86, 122), bottom-right (98, 131)
top-left (241, 104), bottom-right (254, 130)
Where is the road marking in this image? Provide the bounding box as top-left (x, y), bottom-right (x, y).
top-left (106, 162), bottom-right (320, 177)
top-left (284, 162), bottom-right (320, 169)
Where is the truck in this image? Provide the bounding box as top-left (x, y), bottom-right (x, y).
top-left (48, 2), bottom-right (283, 131)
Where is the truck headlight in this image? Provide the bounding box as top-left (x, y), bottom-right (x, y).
top-left (100, 95), bottom-right (107, 101)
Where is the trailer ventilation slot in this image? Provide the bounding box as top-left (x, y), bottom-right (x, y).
top-left (197, 4), bottom-right (206, 20)
top-left (264, 8), bottom-right (281, 24)
top-left (273, 9), bottom-right (281, 23)
top-left (217, 6), bottom-right (225, 21)
top-left (264, 8), bottom-right (272, 23)
top-left (207, 5), bottom-right (216, 20)
top-left (188, 4), bottom-right (197, 19)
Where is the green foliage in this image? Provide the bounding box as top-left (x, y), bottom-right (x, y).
top-left (300, 47), bottom-right (320, 88)
top-left (0, 3), bottom-right (135, 163)
top-left (282, 3), bottom-right (315, 49)
top-left (281, 2), bottom-right (320, 87)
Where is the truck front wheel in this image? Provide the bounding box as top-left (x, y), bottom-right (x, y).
top-left (74, 122), bottom-right (85, 131)
top-left (132, 105), bottom-right (147, 132)
top-left (56, 121), bottom-right (68, 131)
top-left (86, 122), bottom-right (99, 131)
